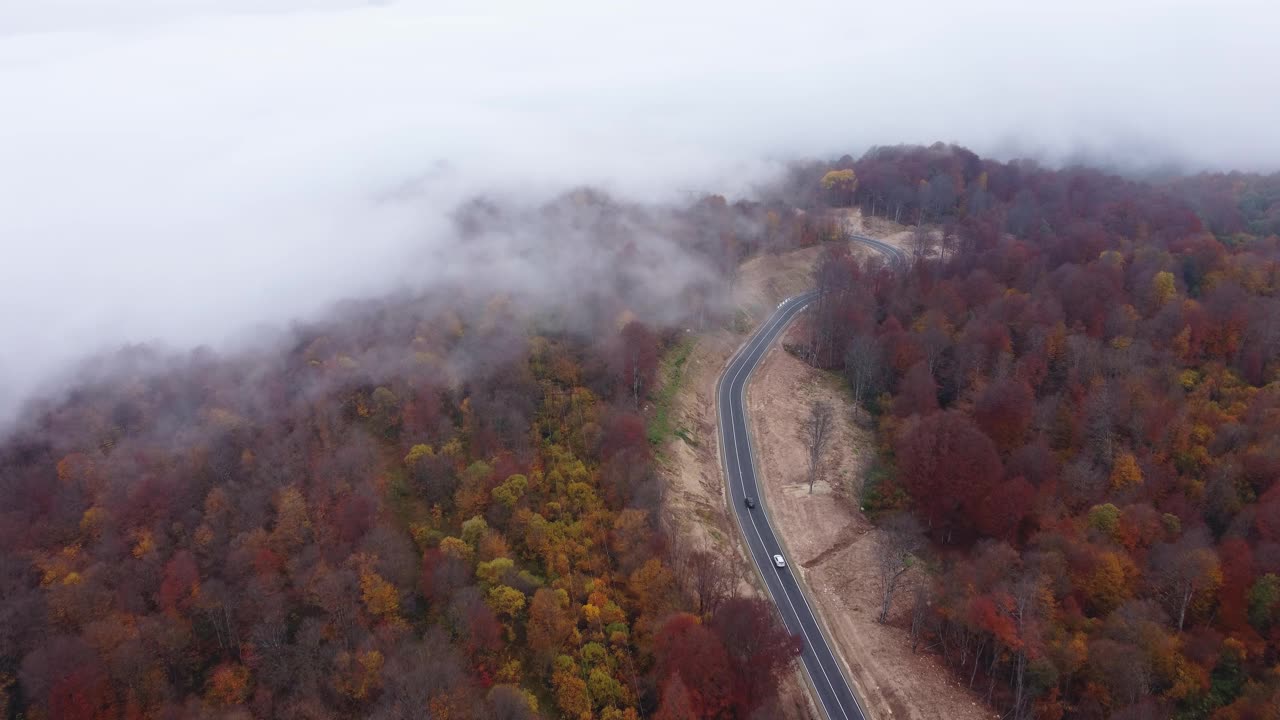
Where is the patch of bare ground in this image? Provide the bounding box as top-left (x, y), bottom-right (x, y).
top-left (835, 207), bottom-right (918, 257)
top-left (855, 211), bottom-right (912, 242)
top-left (743, 320), bottom-right (995, 720)
top-left (655, 212), bottom-right (974, 720)
top-left (656, 243), bottom-right (833, 719)
top-left (657, 243), bottom-right (830, 553)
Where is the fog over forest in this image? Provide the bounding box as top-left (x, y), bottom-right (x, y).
top-left (1, 0), bottom-right (1276, 425)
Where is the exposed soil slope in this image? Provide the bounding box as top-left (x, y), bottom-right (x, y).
top-left (657, 209), bottom-right (990, 720)
top-left (745, 322), bottom-right (995, 720)
top-left (656, 244), bottom-right (830, 719)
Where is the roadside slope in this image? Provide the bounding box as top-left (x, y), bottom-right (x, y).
top-left (657, 244), bottom-right (828, 553)
top-left (744, 321), bottom-right (994, 720)
top-left (656, 210), bottom-right (985, 720)
top-left (656, 244), bottom-right (830, 719)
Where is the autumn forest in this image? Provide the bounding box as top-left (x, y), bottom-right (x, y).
top-left (4, 144), bottom-right (1280, 720)
top-left (798, 145), bottom-right (1280, 720)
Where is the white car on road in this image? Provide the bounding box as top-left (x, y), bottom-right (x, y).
top-left (772, 554), bottom-right (786, 568)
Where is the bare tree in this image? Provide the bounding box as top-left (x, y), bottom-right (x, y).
top-left (1083, 379), bottom-right (1116, 464)
top-left (908, 225), bottom-right (936, 265)
top-left (875, 513), bottom-right (924, 623)
top-left (916, 312), bottom-right (951, 376)
top-left (686, 546), bottom-right (733, 618)
top-left (908, 575), bottom-right (932, 652)
top-left (844, 335), bottom-right (883, 417)
top-left (1008, 567), bottom-right (1045, 720)
top-left (1149, 527), bottom-right (1221, 632)
top-left (798, 401), bottom-right (835, 493)
top-left (938, 221), bottom-right (959, 264)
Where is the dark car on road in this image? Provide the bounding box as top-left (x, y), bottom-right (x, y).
top-left (744, 496), bottom-right (756, 509)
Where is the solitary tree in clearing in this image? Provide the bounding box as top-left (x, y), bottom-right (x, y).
top-left (820, 169), bottom-right (858, 207)
top-left (875, 512), bottom-right (924, 623)
top-left (843, 334), bottom-right (883, 417)
top-left (798, 401), bottom-right (834, 494)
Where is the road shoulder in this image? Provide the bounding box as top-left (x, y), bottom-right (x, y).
top-left (744, 322), bottom-right (994, 720)
top-left (655, 246), bottom-right (830, 719)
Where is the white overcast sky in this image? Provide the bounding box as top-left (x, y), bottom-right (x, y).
top-left (0, 0), bottom-right (1277, 422)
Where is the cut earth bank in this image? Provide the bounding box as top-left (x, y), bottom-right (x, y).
top-left (655, 211), bottom-right (993, 720)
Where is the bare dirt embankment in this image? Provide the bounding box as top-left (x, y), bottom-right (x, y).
top-left (657, 244), bottom-right (830, 719)
top-left (835, 207), bottom-right (915, 255)
top-left (657, 209), bottom-right (991, 720)
top-left (746, 325), bottom-right (994, 720)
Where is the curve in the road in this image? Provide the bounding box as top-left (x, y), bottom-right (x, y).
top-left (715, 235), bottom-right (902, 720)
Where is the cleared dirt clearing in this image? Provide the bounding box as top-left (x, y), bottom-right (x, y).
top-left (657, 209), bottom-right (988, 720)
top-left (656, 243), bottom-right (831, 719)
top-left (745, 322), bottom-right (993, 720)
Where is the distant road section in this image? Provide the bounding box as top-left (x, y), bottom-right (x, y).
top-left (715, 235), bottom-right (903, 720)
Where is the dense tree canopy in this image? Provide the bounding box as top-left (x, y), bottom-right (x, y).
top-left (5, 146), bottom-right (1279, 719)
top-left (0, 191), bottom-right (804, 719)
top-left (796, 144), bottom-right (1280, 719)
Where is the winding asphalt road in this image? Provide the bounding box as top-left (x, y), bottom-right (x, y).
top-left (716, 235), bottom-right (904, 720)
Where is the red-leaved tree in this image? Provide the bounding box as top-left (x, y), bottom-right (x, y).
top-left (895, 410), bottom-right (1003, 542)
top-left (653, 613), bottom-right (733, 718)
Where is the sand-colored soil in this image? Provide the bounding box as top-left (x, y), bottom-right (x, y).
top-left (744, 322), bottom-right (995, 720)
top-left (833, 207), bottom-right (914, 254)
top-left (657, 209), bottom-right (990, 720)
top-left (657, 243), bottom-right (832, 719)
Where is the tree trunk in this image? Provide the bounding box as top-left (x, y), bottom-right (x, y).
top-left (631, 354), bottom-right (642, 409)
top-left (985, 646), bottom-right (1000, 703)
top-left (879, 566), bottom-right (911, 623)
top-left (910, 587), bottom-right (927, 652)
top-left (1012, 651), bottom-right (1028, 720)
top-left (969, 636), bottom-right (986, 688)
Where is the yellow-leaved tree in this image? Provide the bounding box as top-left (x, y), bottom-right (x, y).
top-left (1110, 452), bottom-right (1143, 491)
top-left (820, 169), bottom-right (858, 206)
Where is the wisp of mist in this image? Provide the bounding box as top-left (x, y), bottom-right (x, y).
top-left (1, 0), bottom-right (1276, 427)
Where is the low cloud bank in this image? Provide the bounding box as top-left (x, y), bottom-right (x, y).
top-left (1, 0), bottom-right (1276, 424)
